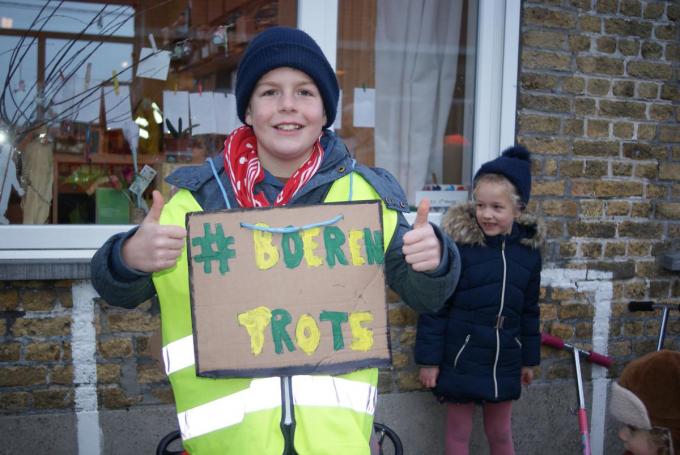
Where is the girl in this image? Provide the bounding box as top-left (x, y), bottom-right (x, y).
top-left (91, 26), bottom-right (460, 455)
top-left (415, 146), bottom-right (542, 455)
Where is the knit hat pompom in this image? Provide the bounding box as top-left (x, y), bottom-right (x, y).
top-left (474, 145), bottom-right (532, 205)
top-left (501, 146), bottom-right (531, 162)
top-left (235, 26), bottom-right (339, 128)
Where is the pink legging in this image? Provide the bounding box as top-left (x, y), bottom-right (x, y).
top-left (445, 401), bottom-right (514, 455)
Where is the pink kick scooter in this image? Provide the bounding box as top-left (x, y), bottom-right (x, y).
top-left (541, 333), bottom-right (613, 455)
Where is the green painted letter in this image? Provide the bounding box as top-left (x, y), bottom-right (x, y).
top-left (363, 228), bottom-right (384, 264)
top-left (323, 226), bottom-right (348, 268)
top-left (319, 310), bottom-right (348, 351)
top-left (282, 231), bottom-right (304, 269)
top-left (271, 309), bottom-right (296, 354)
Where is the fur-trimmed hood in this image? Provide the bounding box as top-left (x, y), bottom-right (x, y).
top-left (441, 202), bottom-right (544, 249)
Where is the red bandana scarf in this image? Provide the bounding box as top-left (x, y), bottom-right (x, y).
top-left (224, 126), bottom-right (324, 208)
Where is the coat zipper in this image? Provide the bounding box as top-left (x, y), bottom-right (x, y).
top-left (493, 240), bottom-right (507, 400)
top-left (281, 376), bottom-right (296, 455)
top-left (453, 334), bottom-right (471, 368)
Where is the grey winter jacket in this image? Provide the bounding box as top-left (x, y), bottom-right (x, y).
top-left (90, 130), bottom-right (461, 314)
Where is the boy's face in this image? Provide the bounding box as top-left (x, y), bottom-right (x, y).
top-left (246, 67), bottom-right (326, 177)
top-left (474, 180), bottom-right (520, 236)
top-left (618, 425), bottom-right (661, 455)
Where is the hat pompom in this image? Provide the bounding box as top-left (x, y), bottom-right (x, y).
top-left (474, 145), bottom-right (533, 205)
top-left (501, 146), bottom-right (531, 162)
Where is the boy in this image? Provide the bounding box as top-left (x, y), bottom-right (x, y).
top-left (91, 26), bottom-right (460, 455)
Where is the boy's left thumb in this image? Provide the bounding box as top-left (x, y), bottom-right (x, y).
top-left (413, 199), bottom-right (430, 229)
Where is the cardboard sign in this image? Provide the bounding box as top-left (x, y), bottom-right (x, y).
top-left (187, 202), bottom-right (391, 378)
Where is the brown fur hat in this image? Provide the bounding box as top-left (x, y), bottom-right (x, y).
top-left (609, 350), bottom-right (680, 453)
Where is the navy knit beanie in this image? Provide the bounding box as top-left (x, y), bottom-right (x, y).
top-left (474, 146), bottom-right (532, 205)
top-left (235, 26), bottom-right (339, 128)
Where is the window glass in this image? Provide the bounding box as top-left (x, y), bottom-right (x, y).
top-left (0, 0), bottom-right (295, 225)
top-left (336, 0), bottom-right (477, 208)
top-left (0, 1), bottom-right (134, 36)
top-left (46, 39), bottom-right (134, 84)
top-left (0, 36), bottom-right (38, 126)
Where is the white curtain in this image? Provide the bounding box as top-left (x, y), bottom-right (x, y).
top-left (375, 0), bottom-right (463, 204)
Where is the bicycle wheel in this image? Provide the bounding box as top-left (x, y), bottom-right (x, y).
top-left (373, 422), bottom-right (404, 455)
top-left (156, 430), bottom-right (184, 455)
top-left (157, 425), bottom-right (403, 454)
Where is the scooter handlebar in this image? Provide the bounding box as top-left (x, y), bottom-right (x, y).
top-left (541, 333), bottom-right (565, 350)
top-left (586, 351), bottom-right (613, 368)
top-left (628, 301), bottom-right (655, 312)
top-left (541, 332), bottom-right (613, 369)
top-left (628, 301), bottom-right (680, 312)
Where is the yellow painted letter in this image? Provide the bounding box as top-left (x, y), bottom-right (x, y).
top-left (237, 306), bottom-right (273, 356)
top-left (295, 314), bottom-right (321, 355)
top-left (348, 230), bottom-right (366, 266)
top-left (349, 311), bottom-right (374, 351)
top-left (301, 227), bottom-right (323, 267)
top-left (253, 223), bottom-right (279, 270)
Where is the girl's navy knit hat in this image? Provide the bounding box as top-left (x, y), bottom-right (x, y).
top-left (235, 26), bottom-right (339, 128)
top-left (474, 146), bottom-right (532, 205)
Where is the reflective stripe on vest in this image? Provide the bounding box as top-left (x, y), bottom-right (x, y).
top-left (153, 171), bottom-right (398, 454)
top-left (292, 375), bottom-right (377, 415)
top-left (177, 375), bottom-right (378, 441)
top-left (178, 377), bottom-right (281, 440)
top-left (163, 335), bottom-right (193, 376)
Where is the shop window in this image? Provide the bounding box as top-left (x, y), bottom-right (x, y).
top-left (0, 36), bottom-right (38, 127)
top-left (0, 0), bottom-right (295, 226)
top-left (1, 1), bottom-right (134, 36)
top-left (0, 0), bottom-right (518, 232)
top-left (336, 0), bottom-right (477, 208)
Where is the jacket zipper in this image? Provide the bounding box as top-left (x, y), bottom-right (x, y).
top-left (453, 334), bottom-right (471, 368)
top-left (514, 337), bottom-right (522, 348)
top-left (281, 376), bottom-right (296, 455)
top-left (493, 240), bottom-right (507, 400)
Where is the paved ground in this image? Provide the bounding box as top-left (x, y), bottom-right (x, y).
top-left (2, 382), bottom-right (623, 454)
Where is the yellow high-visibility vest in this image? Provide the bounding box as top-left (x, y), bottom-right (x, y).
top-left (153, 172), bottom-right (398, 455)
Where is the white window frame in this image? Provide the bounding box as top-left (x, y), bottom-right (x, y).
top-left (473, 0), bottom-right (522, 171)
top-left (0, 0), bottom-right (520, 262)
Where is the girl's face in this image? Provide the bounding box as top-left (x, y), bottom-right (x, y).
top-left (474, 180), bottom-right (520, 236)
top-left (245, 67), bottom-right (326, 177)
top-left (618, 425), bottom-right (661, 455)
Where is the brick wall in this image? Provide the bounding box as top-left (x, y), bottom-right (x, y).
top-left (0, 281), bottom-right (74, 413)
top-left (0, 280), bottom-right (172, 414)
top-left (1, 0), bottom-right (679, 415)
top-left (517, 0), bottom-right (680, 377)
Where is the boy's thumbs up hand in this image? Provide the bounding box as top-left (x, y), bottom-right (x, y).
top-left (412, 198), bottom-right (431, 228)
top-left (122, 190), bottom-right (187, 273)
top-left (402, 198), bottom-right (441, 273)
top-left (145, 189), bottom-right (165, 223)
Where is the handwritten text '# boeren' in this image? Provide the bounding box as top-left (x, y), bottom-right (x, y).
top-left (191, 222), bottom-right (384, 274)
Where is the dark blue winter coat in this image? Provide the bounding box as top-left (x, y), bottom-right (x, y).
top-left (415, 202), bottom-right (543, 403)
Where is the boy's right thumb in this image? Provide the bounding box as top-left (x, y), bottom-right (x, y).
top-left (145, 190), bottom-right (164, 224)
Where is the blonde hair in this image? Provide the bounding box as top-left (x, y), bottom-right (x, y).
top-left (473, 173), bottom-right (525, 211)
